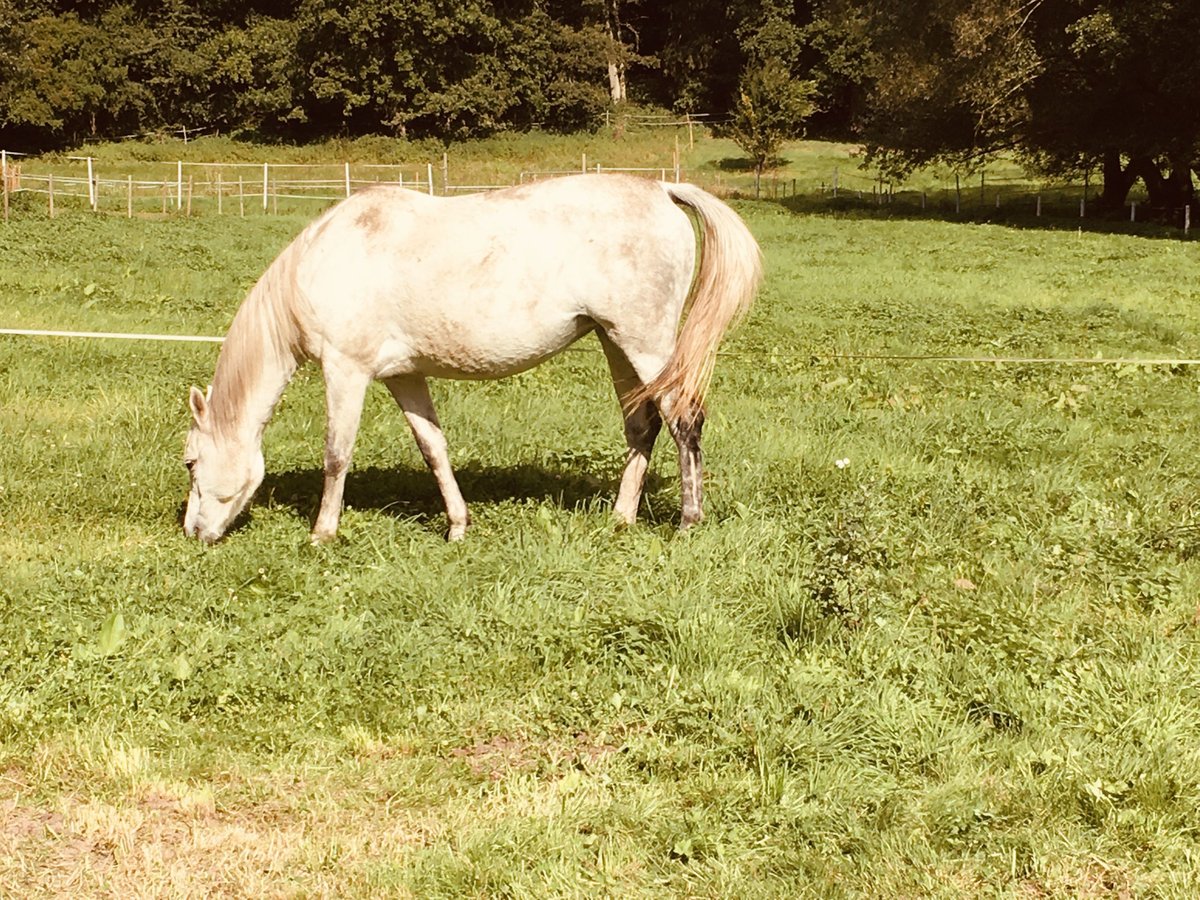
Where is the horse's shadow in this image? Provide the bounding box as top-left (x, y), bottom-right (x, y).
top-left (257, 462), bottom-right (666, 529)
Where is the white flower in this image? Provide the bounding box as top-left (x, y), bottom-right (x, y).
top-left (835, 457), bottom-right (850, 469)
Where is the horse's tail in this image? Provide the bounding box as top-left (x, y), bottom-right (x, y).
top-left (629, 182), bottom-right (762, 423)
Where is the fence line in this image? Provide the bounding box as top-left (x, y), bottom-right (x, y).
top-left (5, 327), bottom-right (1200, 370)
top-left (2, 152), bottom-right (694, 217)
top-left (0, 327), bottom-right (223, 343)
top-left (3, 148), bottom-right (1192, 234)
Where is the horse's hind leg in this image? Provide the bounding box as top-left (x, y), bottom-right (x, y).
top-left (599, 331), bottom-right (704, 529)
top-left (384, 375), bottom-right (471, 541)
top-left (663, 401), bottom-right (705, 529)
top-left (598, 332), bottom-right (663, 525)
top-left (313, 359), bottom-right (372, 542)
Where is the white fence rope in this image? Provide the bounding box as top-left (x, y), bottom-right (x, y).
top-left (4, 327), bottom-right (1200, 368)
top-left (0, 327), bottom-right (223, 343)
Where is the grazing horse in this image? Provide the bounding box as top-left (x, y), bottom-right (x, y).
top-left (183, 174), bottom-right (762, 543)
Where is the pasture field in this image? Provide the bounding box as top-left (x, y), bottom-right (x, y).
top-left (9, 126), bottom-right (1119, 217)
top-left (3, 146), bottom-right (1200, 895)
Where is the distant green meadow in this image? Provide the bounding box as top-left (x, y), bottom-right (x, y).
top-left (3, 139), bottom-right (1200, 895)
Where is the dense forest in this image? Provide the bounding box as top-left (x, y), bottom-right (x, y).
top-left (0, 0), bottom-right (1195, 207)
top-left (0, 1), bottom-right (837, 144)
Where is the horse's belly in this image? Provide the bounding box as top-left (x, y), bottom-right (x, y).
top-left (375, 309), bottom-right (593, 380)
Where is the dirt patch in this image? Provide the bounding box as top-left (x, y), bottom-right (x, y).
top-left (0, 773), bottom-right (429, 898)
top-left (448, 732), bottom-right (618, 782)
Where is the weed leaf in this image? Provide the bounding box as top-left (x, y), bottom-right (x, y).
top-left (97, 611), bottom-right (126, 657)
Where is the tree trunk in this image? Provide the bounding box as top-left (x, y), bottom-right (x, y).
top-left (1130, 154), bottom-right (1195, 209)
top-left (604, 0), bottom-right (627, 103)
top-left (1097, 150), bottom-right (1138, 210)
top-left (608, 60), bottom-right (626, 103)
top-left (1165, 152), bottom-right (1195, 206)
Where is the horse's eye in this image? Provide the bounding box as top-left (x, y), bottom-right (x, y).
top-left (184, 459), bottom-right (197, 472)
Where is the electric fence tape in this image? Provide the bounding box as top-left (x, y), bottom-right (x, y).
top-left (4, 327), bottom-right (1200, 367)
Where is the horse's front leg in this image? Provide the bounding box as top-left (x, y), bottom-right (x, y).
top-left (384, 375), bottom-right (471, 541)
top-left (312, 361), bottom-right (371, 543)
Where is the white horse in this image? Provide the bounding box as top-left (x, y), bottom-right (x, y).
top-left (183, 174), bottom-right (761, 543)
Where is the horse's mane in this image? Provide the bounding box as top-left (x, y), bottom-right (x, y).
top-left (208, 242), bottom-right (303, 438)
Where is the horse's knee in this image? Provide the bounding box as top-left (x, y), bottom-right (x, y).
top-left (673, 407), bottom-right (704, 454)
top-left (625, 400), bottom-right (663, 450)
top-left (323, 444), bottom-right (352, 477)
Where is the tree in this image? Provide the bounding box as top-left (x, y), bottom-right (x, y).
top-left (827, 0), bottom-right (1038, 179)
top-left (728, 58), bottom-right (816, 195)
top-left (0, 0), bottom-right (856, 148)
top-left (292, 0), bottom-right (613, 139)
top-left (1022, 1), bottom-right (1200, 208)
top-left (832, 0), bottom-right (1200, 210)
top-left (541, 0), bottom-right (652, 108)
top-left (0, 9), bottom-right (155, 147)
top-left (197, 17), bottom-right (304, 137)
top-left (603, 0), bottom-right (628, 102)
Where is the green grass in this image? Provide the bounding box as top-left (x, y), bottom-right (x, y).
top-left (3, 140), bottom-right (1200, 896)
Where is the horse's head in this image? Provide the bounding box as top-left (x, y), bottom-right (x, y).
top-left (183, 385), bottom-right (264, 543)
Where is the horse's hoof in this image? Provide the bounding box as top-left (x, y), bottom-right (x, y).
top-left (447, 524), bottom-right (468, 542)
top-left (310, 530), bottom-right (337, 545)
top-left (678, 513), bottom-right (704, 531)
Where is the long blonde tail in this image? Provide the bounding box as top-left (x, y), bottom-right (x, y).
top-left (629, 182), bottom-right (762, 422)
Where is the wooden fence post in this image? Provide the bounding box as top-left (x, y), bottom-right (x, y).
top-left (87, 157), bottom-right (96, 211)
top-left (344, 162), bottom-right (351, 198)
top-left (262, 163), bottom-right (269, 211)
top-left (177, 161), bottom-right (183, 209)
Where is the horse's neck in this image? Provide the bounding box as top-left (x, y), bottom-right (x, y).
top-left (210, 288), bottom-right (299, 443)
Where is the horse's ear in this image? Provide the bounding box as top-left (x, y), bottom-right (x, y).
top-left (189, 385), bottom-right (209, 425)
